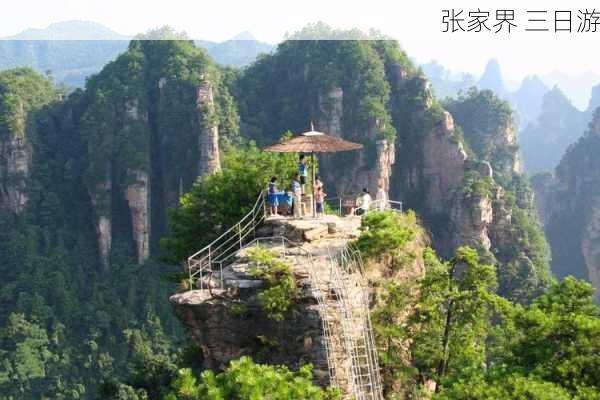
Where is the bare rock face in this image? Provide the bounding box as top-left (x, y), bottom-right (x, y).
top-left (0, 135), bottom-right (31, 214)
top-left (318, 87), bottom-right (396, 197)
top-left (318, 87), bottom-right (343, 138)
top-left (538, 108), bottom-right (600, 299)
top-left (197, 79), bottom-right (221, 176)
top-left (491, 122), bottom-right (522, 175)
top-left (421, 111), bottom-right (467, 213)
top-left (96, 216), bottom-right (112, 270)
top-left (89, 178), bottom-right (112, 270)
top-left (125, 169), bottom-right (151, 264)
top-left (171, 289), bottom-right (327, 377)
top-left (450, 194), bottom-right (494, 252)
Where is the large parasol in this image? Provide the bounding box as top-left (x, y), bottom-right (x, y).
top-left (264, 123), bottom-right (363, 217)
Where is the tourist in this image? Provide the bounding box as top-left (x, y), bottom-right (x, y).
top-left (314, 175), bottom-right (323, 192)
top-left (315, 185), bottom-right (326, 219)
top-left (299, 154), bottom-right (308, 194)
top-left (268, 176), bottom-right (279, 216)
top-left (376, 180), bottom-right (388, 211)
top-left (355, 188), bottom-right (372, 216)
top-left (291, 173), bottom-right (303, 218)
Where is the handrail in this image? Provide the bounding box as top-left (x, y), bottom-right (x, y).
top-left (351, 198), bottom-right (403, 216)
top-left (325, 196), bottom-right (403, 217)
top-left (187, 190), bottom-right (267, 289)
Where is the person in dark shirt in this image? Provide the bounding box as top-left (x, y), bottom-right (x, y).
top-left (299, 154), bottom-right (308, 194)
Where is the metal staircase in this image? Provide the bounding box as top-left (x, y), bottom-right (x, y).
top-left (185, 191), bottom-right (383, 400)
top-left (326, 243), bottom-right (384, 400)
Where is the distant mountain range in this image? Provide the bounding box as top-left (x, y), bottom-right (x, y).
top-left (0, 21), bottom-right (275, 87)
top-left (4, 20), bottom-right (129, 40)
top-left (423, 58), bottom-right (600, 174)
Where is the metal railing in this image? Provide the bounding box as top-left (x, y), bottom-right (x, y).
top-left (326, 197), bottom-right (403, 216)
top-left (187, 190), bottom-right (267, 289)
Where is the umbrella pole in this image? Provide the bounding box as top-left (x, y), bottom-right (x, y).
top-left (312, 152), bottom-right (316, 218)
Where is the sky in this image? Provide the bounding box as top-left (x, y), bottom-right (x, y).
top-left (2, 0), bottom-right (600, 86)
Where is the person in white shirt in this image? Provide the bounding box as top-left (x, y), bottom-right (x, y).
top-left (355, 188), bottom-right (372, 216)
top-left (376, 180), bottom-right (388, 211)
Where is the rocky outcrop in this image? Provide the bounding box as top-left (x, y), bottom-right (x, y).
top-left (125, 169), bottom-right (150, 264)
top-left (318, 87), bottom-right (343, 138)
top-left (170, 217), bottom-right (361, 386)
top-left (420, 110), bottom-right (467, 214)
top-left (450, 193), bottom-right (494, 252)
top-left (197, 79), bottom-right (221, 176)
top-left (89, 178), bottom-right (112, 270)
top-left (492, 122), bottom-right (522, 175)
top-left (0, 134), bottom-right (31, 214)
top-left (318, 87), bottom-right (396, 197)
top-left (75, 40), bottom-right (232, 268)
top-left (171, 288), bottom-right (327, 378)
top-left (540, 109), bottom-right (600, 299)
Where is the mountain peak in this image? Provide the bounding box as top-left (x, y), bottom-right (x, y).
top-left (478, 58), bottom-right (507, 96)
top-left (229, 31), bottom-right (257, 41)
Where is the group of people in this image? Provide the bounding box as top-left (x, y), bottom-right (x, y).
top-left (268, 154), bottom-right (327, 219)
top-left (351, 181), bottom-right (388, 216)
top-left (268, 153), bottom-right (389, 219)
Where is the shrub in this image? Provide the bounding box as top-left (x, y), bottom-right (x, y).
top-left (247, 246), bottom-right (299, 321)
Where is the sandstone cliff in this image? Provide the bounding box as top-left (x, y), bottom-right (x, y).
top-left (540, 108), bottom-right (600, 300)
top-left (0, 132), bottom-right (32, 214)
top-left (0, 68), bottom-right (57, 214)
top-left (392, 76), bottom-right (550, 301)
top-left (318, 86), bottom-right (395, 197)
top-left (77, 40), bottom-right (232, 268)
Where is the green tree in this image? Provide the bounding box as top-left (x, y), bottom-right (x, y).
top-left (165, 357), bottom-right (340, 400)
top-left (160, 142), bottom-right (297, 264)
top-left (506, 277), bottom-right (600, 394)
top-left (0, 313), bottom-right (53, 398)
top-left (410, 247), bottom-right (504, 391)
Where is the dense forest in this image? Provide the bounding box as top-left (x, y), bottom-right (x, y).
top-left (0, 26), bottom-right (598, 400)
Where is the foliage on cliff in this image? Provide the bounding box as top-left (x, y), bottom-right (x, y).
top-left (444, 88), bottom-right (552, 302)
top-left (0, 68), bottom-right (58, 139)
top-left (165, 357), bottom-right (340, 400)
top-left (236, 37), bottom-right (404, 146)
top-left (247, 246), bottom-right (299, 321)
top-left (355, 214), bottom-right (600, 400)
top-left (444, 88), bottom-right (514, 172)
top-left (160, 143), bottom-right (297, 264)
top-left (0, 90), bottom-right (182, 398)
top-left (544, 109), bottom-right (600, 284)
top-left (80, 37), bottom-right (239, 192)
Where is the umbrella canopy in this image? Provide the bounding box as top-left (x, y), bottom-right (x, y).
top-left (263, 128), bottom-right (363, 153)
top-left (263, 125), bottom-right (363, 218)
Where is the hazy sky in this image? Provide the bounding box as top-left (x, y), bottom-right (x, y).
top-left (3, 0), bottom-right (600, 84)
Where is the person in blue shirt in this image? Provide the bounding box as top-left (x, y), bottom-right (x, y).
top-left (298, 154), bottom-right (308, 194)
top-left (268, 176), bottom-right (279, 216)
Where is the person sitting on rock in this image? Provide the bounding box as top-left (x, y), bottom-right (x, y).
top-left (354, 188), bottom-right (372, 216)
